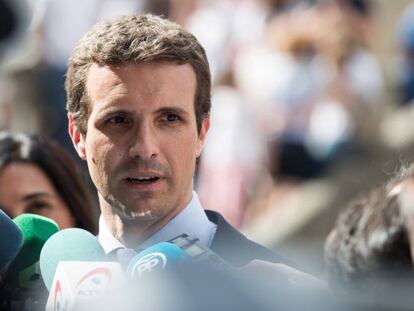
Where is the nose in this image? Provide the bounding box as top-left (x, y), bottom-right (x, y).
top-left (128, 121), bottom-right (159, 160)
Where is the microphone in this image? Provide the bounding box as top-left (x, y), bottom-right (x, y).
top-left (40, 228), bottom-right (126, 311)
top-left (126, 234), bottom-right (231, 279)
top-left (124, 239), bottom-right (266, 311)
top-left (126, 242), bottom-right (191, 279)
top-left (0, 209), bottom-right (23, 278)
top-left (39, 228), bottom-right (107, 290)
top-left (45, 261), bottom-right (125, 311)
top-left (7, 214), bottom-right (60, 289)
top-left (125, 242), bottom-right (201, 311)
top-left (1, 214), bottom-right (59, 311)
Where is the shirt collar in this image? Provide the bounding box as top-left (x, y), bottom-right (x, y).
top-left (98, 214), bottom-right (125, 254)
top-left (98, 191), bottom-right (217, 254)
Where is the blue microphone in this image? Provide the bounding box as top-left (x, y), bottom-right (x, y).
top-left (0, 209), bottom-right (23, 275)
top-left (126, 235), bottom-right (232, 280)
top-left (124, 239), bottom-right (256, 311)
top-left (124, 242), bottom-right (200, 311)
top-left (126, 242), bottom-right (191, 279)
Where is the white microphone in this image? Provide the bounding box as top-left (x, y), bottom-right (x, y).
top-left (45, 261), bottom-right (125, 311)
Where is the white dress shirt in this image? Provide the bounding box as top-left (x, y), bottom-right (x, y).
top-left (98, 191), bottom-right (217, 254)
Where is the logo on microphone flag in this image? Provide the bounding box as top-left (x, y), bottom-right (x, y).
top-left (53, 280), bottom-right (63, 311)
top-left (131, 252), bottom-right (167, 277)
top-left (75, 267), bottom-right (112, 298)
top-left (46, 262), bottom-right (125, 311)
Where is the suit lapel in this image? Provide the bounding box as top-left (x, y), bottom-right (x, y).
top-left (205, 210), bottom-right (297, 269)
top-left (206, 210), bottom-right (253, 267)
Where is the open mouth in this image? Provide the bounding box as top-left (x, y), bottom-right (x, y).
top-left (126, 176), bottom-right (160, 184)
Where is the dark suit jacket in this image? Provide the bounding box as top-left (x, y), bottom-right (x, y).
top-left (206, 210), bottom-right (295, 268)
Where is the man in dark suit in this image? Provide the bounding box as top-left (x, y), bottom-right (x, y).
top-left (66, 13), bottom-right (294, 271)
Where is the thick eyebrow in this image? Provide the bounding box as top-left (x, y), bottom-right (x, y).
top-left (22, 192), bottom-right (51, 202)
top-left (94, 106), bottom-right (132, 121)
top-left (95, 106), bottom-right (191, 121)
top-left (156, 106), bottom-right (190, 117)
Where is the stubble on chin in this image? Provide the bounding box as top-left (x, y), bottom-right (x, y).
top-left (105, 193), bottom-right (159, 223)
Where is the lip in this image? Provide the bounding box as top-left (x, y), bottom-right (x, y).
top-left (123, 171), bottom-right (164, 179)
top-left (122, 173), bottom-right (164, 191)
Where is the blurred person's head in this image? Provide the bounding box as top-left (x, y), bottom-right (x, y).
top-left (66, 14), bottom-right (210, 136)
top-left (316, 0), bottom-right (373, 54)
top-left (0, 132), bottom-right (97, 233)
top-left (265, 6), bottom-right (356, 67)
top-left (265, 8), bottom-right (321, 59)
top-left (325, 167), bottom-right (414, 300)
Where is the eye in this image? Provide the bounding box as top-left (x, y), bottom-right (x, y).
top-left (104, 114), bottom-right (133, 129)
top-left (108, 115), bottom-right (127, 124)
top-left (160, 113), bottom-right (180, 123)
top-left (27, 201), bottom-right (51, 213)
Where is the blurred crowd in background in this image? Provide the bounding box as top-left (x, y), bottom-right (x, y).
top-left (2, 0), bottom-right (414, 281)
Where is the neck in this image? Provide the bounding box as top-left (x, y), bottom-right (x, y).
top-left (99, 194), bottom-right (191, 249)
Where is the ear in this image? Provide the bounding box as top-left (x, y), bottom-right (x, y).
top-left (68, 113), bottom-right (87, 160)
top-left (196, 115), bottom-right (210, 157)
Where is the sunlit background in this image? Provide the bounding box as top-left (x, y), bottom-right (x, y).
top-left (1, 0), bottom-right (414, 277)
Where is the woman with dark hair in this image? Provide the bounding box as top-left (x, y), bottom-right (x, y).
top-left (0, 131), bottom-right (97, 233)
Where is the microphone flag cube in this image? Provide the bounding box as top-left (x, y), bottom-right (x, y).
top-left (46, 261), bottom-right (125, 311)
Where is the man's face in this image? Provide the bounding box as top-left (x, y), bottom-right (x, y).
top-left (69, 62), bottom-right (209, 221)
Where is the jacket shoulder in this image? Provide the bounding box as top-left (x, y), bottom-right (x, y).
top-left (205, 210), bottom-right (294, 267)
